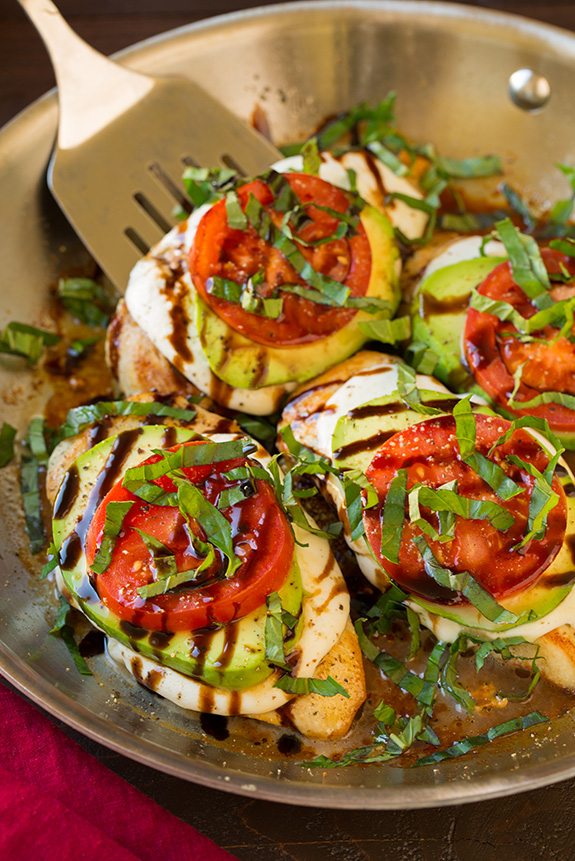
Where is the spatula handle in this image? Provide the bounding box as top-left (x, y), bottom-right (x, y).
top-left (17, 0), bottom-right (152, 148)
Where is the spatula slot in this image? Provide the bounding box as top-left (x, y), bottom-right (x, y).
top-left (221, 153), bottom-right (247, 176)
top-left (124, 227), bottom-right (150, 256)
top-left (148, 161), bottom-right (193, 215)
top-left (133, 192), bottom-right (172, 234)
top-left (181, 156), bottom-right (200, 168)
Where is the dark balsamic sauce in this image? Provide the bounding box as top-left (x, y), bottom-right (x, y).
top-left (200, 713), bottom-right (230, 741)
top-left (333, 429), bottom-right (396, 461)
top-left (277, 734), bottom-right (302, 755)
top-left (78, 629), bottom-right (105, 658)
top-left (120, 620), bottom-right (148, 640)
top-left (58, 532), bottom-right (82, 571)
top-left (149, 630), bottom-right (174, 649)
top-left (53, 466), bottom-right (80, 520)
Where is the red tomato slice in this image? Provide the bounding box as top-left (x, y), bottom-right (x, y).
top-left (190, 174), bottom-right (372, 346)
top-left (363, 414), bottom-right (567, 603)
top-left (464, 248), bottom-right (575, 434)
top-left (85, 441), bottom-right (294, 632)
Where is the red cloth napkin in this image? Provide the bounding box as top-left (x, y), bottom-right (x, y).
top-left (0, 683), bottom-right (236, 861)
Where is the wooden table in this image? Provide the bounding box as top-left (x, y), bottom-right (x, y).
top-left (2, 2), bottom-right (575, 858)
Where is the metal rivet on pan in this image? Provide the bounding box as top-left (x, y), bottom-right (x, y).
top-left (508, 68), bottom-right (551, 112)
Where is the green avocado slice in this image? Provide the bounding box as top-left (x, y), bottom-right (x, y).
top-left (195, 204), bottom-right (400, 389)
top-left (331, 388), bottom-right (462, 473)
top-left (411, 255), bottom-right (505, 391)
top-left (52, 425), bottom-right (303, 690)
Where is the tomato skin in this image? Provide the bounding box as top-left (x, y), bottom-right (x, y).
top-left (363, 414), bottom-right (567, 603)
top-left (464, 249), bottom-right (575, 433)
top-left (85, 441), bottom-right (294, 633)
top-left (190, 174), bottom-right (372, 346)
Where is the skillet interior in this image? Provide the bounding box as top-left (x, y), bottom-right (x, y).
top-left (1, 0), bottom-right (575, 808)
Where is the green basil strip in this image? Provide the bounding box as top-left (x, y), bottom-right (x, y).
top-left (374, 701), bottom-right (397, 725)
top-left (301, 137), bottom-right (321, 175)
top-left (440, 638), bottom-right (475, 713)
top-left (20, 454), bottom-right (45, 554)
top-left (470, 290), bottom-right (575, 337)
top-left (217, 482), bottom-right (253, 510)
top-left (413, 711), bottom-right (548, 767)
top-left (246, 194), bottom-right (350, 307)
top-left (405, 608), bottom-right (421, 661)
top-left (123, 438), bottom-right (253, 491)
top-left (182, 166), bottom-right (238, 208)
top-left (435, 154), bottom-right (502, 179)
top-left (0, 321), bottom-right (60, 364)
top-left (136, 551), bottom-right (214, 600)
top-left (550, 237), bottom-right (575, 258)
top-left (90, 500), bottom-right (134, 575)
top-left (274, 674), bottom-right (350, 698)
top-left (506, 454), bottom-right (560, 547)
top-left (472, 635), bottom-right (534, 671)
top-left (396, 364), bottom-right (444, 417)
top-left (453, 397), bottom-right (521, 500)
top-left (0, 422), bottom-right (16, 468)
top-left (359, 315), bottom-right (411, 344)
top-left (488, 414), bottom-right (565, 461)
top-left (379, 468), bottom-right (408, 564)
top-left (495, 219), bottom-right (552, 309)
top-left (408, 480), bottom-right (457, 544)
top-left (68, 336), bottom-right (99, 361)
top-left (499, 184), bottom-right (536, 233)
top-left (265, 592), bottom-right (289, 670)
top-left (40, 543), bottom-right (59, 579)
top-left (49, 598), bottom-right (92, 675)
top-left (413, 535), bottom-right (520, 625)
top-left (208, 276), bottom-right (243, 303)
top-left (367, 141), bottom-right (408, 176)
top-left (355, 619), bottom-right (436, 707)
top-left (62, 399), bottom-right (198, 438)
top-left (508, 388), bottom-right (575, 412)
top-left (410, 484), bottom-right (514, 532)
top-left (225, 190), bottom-right (248, 230)
top-left (406, 342), bottom-right (440, 376)
top-left (343, 478), bottom-right (366, 542)
top-left (234, 413), bottom-right (277, 448)
top-left (27, 417), bottom-right (49, 464)
top-left (57, 277), bottom-right (117, 328)
top-left (176, 481), bottom-right (240, 579)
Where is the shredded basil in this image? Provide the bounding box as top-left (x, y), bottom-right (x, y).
top-left (176, 480), bottom-right (240, 579)
top-left (182, 165), bottom-right (238, 208)
top-left (274, 674), bottom-right (350, 698)
top-left (550, 237), bottom-right (575, 258)
top-left (412, 535), bottom-right (522, 625)
top-left (506, 454), bottom-right (560, 548)
top-left (379, 468), bottom-right (408, 564)
top-left (225, 190), bottom-right (248, 230)
top-left (413, 711), bottom-right (548, 767)
top-left (265, 592), bottom-right (290, 670)
top-left (440, 639), bottom-right (475, 713)
top-left (0, 422), bottom-right (16, 468)
top-left (495, 219), bottom-right (552, 310)
top-left (49, 598), bottom-right (92, 676)
top-left (435, 154), bottom-right (502, 179)
top-left (61, 399), bottom-right (198, 438)
top-left (0, 321), bottom-right (59, 364)
top-left (40, 543), bottom-right (59, 580)
top-left (499, 184), bottom-right (536, 233)
top-left (20, 453), bottom-right (45, 554)
top-left (234, 413), bottom-right (277, 448)
top-left (396, 364), bottom-right (443, 417)
top-left (57, 277), bottom-right (117, 328)
top-left (409, 483), bottom-right (514, 533)
top-left (90, 500), bottom-right (134, 575)
top-left (136, 552), bottom-right (214, 599)
top-left (452, 397), bottom-right (521, 500)
top-left (359, 315), bottom-right (411, 345)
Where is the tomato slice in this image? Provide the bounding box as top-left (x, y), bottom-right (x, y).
top-left (363, 414), bottom-right (567, 603)
top-left (463, 248), bottom-right (575, 434)
top-left (85, 441), bottom-right (294, 632)
top-left (190, 174), bottom-right (372, 346)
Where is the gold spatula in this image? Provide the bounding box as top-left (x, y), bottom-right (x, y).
top-left (18, 0), bottom-right (282, 289)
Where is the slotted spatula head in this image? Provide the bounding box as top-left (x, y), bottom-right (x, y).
top-left (19, 0), bottom-right (282, 290)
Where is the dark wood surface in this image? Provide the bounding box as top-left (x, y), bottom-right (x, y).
top-left (2, 2), bottom-right (575, 859)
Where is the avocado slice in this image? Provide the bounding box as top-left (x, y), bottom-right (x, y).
top-left (411, 256), bottom-right (504, 391)
top-left (195, 205), bottom-right (400, 389)
top-left (331, 389), bottom-right (462, 473)
top-left (52, 425), bottom-right (303, 690)
top-left (410, 466), bottom-right (575, 633)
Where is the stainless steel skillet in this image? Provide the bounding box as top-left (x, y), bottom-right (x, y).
top-left (1, 0), bottom-right (575, 809)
